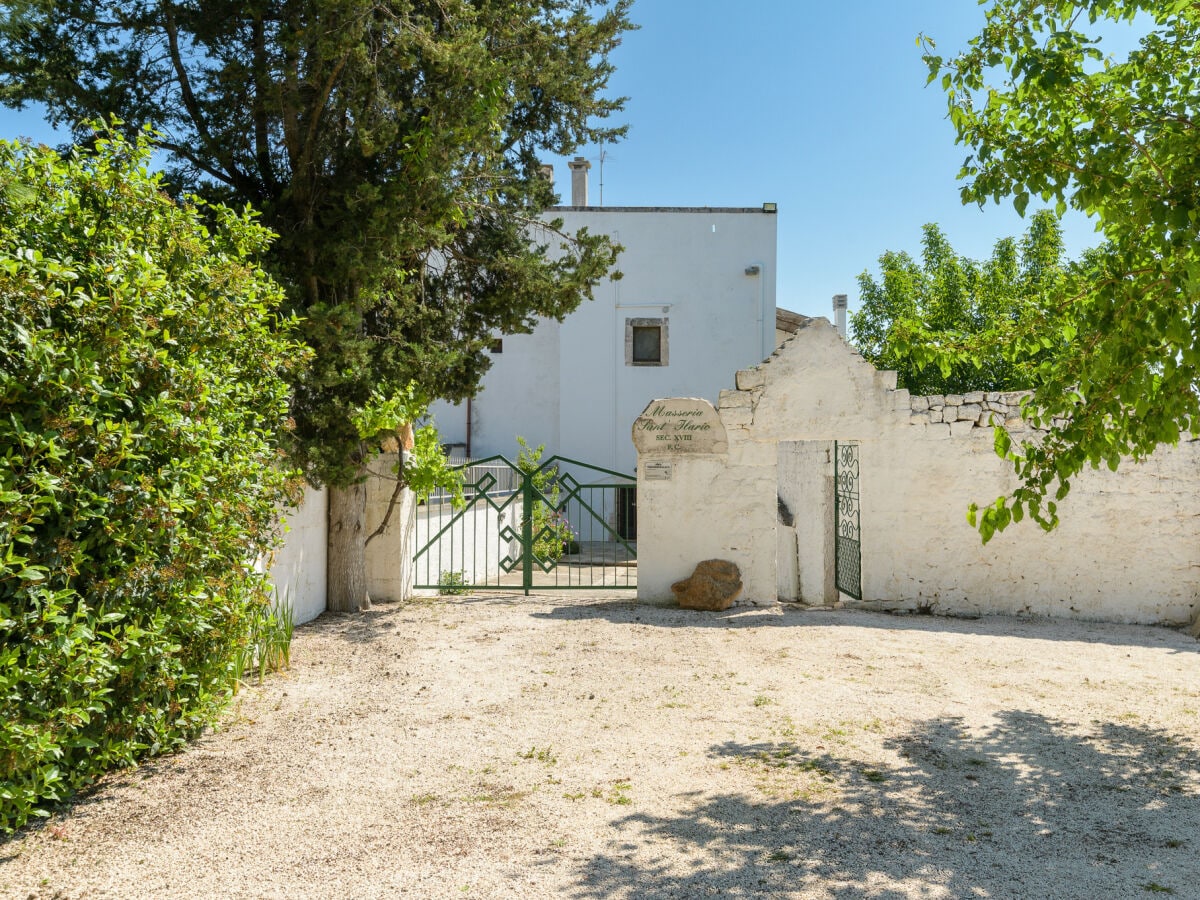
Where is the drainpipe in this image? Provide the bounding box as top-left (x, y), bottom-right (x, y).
top-left (745, 262), bottom-right (767, 361)
top-left (465, 397), bottom-right (472, 459)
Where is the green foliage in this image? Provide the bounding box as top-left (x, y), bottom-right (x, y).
top-left (0, 132), bottom-right (301, 831)
top-left (852, 211), bottom-right (1068, 394)
top-left (234, 595), bottom-right (297, 687)
top-left (0, 0), bottom-right (634, 491)
top-left (404, 414), bottom-right (465, 509)
top-left (437, 570), bottom-right (469, 596)
top-left (923, 2), bottom-right (1200, 539)
top-left (516, 437), bottom-right (575, 563)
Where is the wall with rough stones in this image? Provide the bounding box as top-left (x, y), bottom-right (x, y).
top-left (362, 453), bottom-right (417, 604)
top-left (635, 316), bottom-right (1200, 625)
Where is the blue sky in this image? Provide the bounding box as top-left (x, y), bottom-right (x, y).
top-left (0, 1), bottom-right (1141, 322)
top-left (541, 0), bottom-right (1131, 320)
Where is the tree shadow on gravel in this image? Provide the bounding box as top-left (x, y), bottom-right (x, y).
top-left (568, 711), bottom-right (1200, 899)
top-left (532, 602), bottom-right (1197, 652)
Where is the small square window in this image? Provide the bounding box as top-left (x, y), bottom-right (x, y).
top-left (625, 317), bottom-right (668, 367)
top-left (631, 326), bottom-right (661, 363)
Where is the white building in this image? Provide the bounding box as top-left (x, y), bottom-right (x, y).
top-left (428, 157), bottom-right (779, 476)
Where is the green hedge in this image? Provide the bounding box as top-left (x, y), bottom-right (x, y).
top-left (0, 131), bottom-right (302, 831)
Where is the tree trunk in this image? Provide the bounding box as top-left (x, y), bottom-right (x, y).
top-left (328, 479), bottom-right (371, 612)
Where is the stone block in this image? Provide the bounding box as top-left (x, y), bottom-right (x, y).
top-left (910, 395), bottom-right (930, 412)
top-left (949, 420), bottom-right (977, 437)
top-left (927, 395), bottom-right (945, 409)
top-left (672, 559), bottom-right (743, 611)
top-left (928, 408), bottom-right (943, 424)
top-left (977, 411), bottom-right (997, 426)
top-left (945, 394), bottom-right (964, 406)
top-left (910, 412), bottom-right (929, 425)
top-left (892, 388), bottom-right (911, 410)
top-left (959, 404), bottom-right (983, 420)
top-left (720, 406), bottom-right (753, 427)
top-left (985, 392), bottom-right (1001, 402)
top-left (963, 391), bottom-right (985, 404)
top-left (736, 368), bottom-right (766, 391)
top-left (1005, 417), bottom-right (1026, 431)
top-left (718, 389), bottom-right (753, 409)
top-left (986, 400), bottom-right (1007, 413)
top-left (943, 405), bottom-right (960, 422)
top-left (925, 423), bottom-right (951, 440)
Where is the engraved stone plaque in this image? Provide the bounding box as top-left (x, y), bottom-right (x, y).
top-left (632, 398), bottom-right (728, 456)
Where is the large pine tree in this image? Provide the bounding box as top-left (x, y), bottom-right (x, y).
top-left (0, 0), bottom-right (633, 608)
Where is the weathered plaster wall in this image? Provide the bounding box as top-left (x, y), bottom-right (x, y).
top-left (777, 440), bottom-right (837, 606)
top-left (363, 455), bottom-right (416, 604)
top-left (634, 400), bottom-right (776, 606)
top-left (636, 316), bottom-right (1200, 625)
top-left (865, 407), bottom-right (1200, 625)
top-left (266, 487), bottom-right (328, 625)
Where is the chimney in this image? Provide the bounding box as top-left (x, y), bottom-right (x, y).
top-left (832, 294), bottom-right (848, 338)
top-left (539, 163), bottom-right (554, 185)
top-left (568, 156), bottom-right (590, 206)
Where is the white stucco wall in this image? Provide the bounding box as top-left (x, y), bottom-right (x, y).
top-left (636, 317), bottom-right (1200, 625)
top-left (432, 206), bottom-right (777, 475)
top-left (777, 440), bottom-right (837, 605)
top-left (267, 487), bottom-right (328, 625)
top-left (863, 424), bottom-right (1200, 624)
top-left (635, 400), bottom-right (777, 606)
top-left (428, 318), bottom-right (562, 462)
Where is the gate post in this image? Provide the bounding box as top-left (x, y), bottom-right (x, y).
top-left (521, 468), bottom-right (534, 596)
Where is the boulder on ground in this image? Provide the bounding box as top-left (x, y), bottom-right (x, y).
top-left (671, 560), bottom-right (742, 611)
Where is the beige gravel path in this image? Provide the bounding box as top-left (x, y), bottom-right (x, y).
top-left (3, 595), bottom-right (1199, 899)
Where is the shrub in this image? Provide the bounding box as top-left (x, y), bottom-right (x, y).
top-left (437, 570), bottom-right (469, 596)
top-left (515, 437), bottom-right (576, 564)
top-left (0, 130), bottom-right (302, 831)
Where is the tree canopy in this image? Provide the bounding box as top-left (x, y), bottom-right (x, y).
top-left (0, 0), bottom-right (635, 607)
top-left (0, 0), bottom-right (631, 486)
top-left (922, 0), bottom-right (1200, 540)
top-left (852, 210), bottom-right (1067, 395)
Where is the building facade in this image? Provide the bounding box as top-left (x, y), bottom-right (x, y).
top-left (428, 158), bottom-right (779, 475)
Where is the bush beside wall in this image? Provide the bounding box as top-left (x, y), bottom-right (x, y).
top-left (0, 132), bottom-right (301, 831)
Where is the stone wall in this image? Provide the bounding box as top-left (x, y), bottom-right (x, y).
top-left (909, 391), bottom-right (1031, 434)
top-left (634, 317), bottom-right (1200, 626)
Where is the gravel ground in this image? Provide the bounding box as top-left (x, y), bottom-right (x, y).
top-left (3, 594), bottom-right (1200, 900)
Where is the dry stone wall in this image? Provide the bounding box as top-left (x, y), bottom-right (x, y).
top-left (910, 391), bottom-right (1031, 434)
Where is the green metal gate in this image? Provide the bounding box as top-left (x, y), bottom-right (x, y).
top-left (412, 454), bottom-right (636, 594)
top-left (834, 441), bottom-right (862, 601)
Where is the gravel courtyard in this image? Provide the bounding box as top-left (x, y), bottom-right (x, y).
top-left (4, 595), bottom-right (1200, 899)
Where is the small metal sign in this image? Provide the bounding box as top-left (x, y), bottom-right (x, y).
top-left (644, 461), bottom-right (673, 481)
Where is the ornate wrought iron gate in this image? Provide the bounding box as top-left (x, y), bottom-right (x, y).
top-left (412, 454), bottom-right (636, 595)
top-left (834, 441), bottom-right (862, 600)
